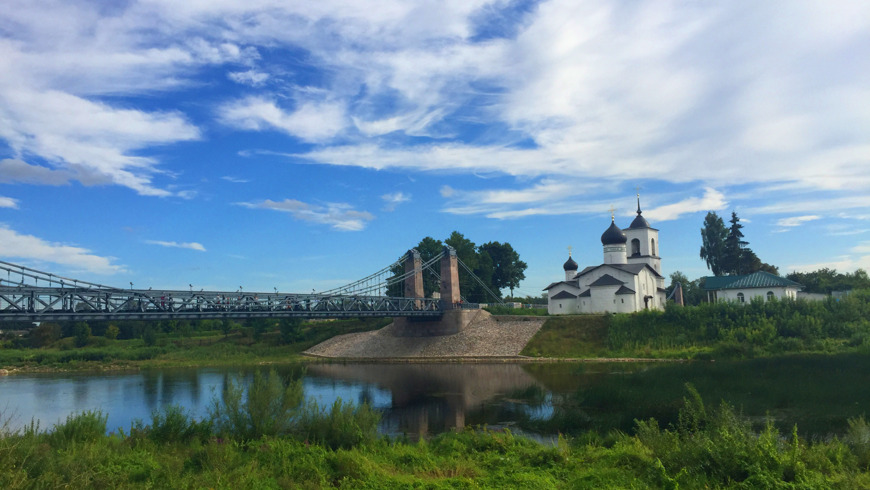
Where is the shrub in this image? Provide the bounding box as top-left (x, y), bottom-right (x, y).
top-left (73, 322), bottom-right (91, 347)
top-left (104, 324), bottom-right (119, 340)
top-left (209, 369), bottom-right (303, 440)
top-left (46, 410), bottom-right (107, 447)
top-left (298, 398), bottom-right (381, 450)
top-left (148, 404), bottom-right (212, 444)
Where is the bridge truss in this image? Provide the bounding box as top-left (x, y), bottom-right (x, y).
top-left (0, 260), bottom-right (441, 323)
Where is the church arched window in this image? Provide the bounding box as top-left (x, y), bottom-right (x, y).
top-left (767, 291), bottom-right (775, 301)
top-left (737, 292), bottom-right (745, 303)
top-left (650, 238), bottom-right (656, 256)
top-left (631, 239), bottom-right (641, 256)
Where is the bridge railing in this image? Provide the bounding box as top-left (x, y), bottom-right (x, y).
top-left (0, 285), bottom-right (442, 322)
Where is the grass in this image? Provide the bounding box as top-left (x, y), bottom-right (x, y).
top-left (520, 315), bottom-right (610, 358)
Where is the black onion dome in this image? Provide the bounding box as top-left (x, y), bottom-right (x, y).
top-left (601, 220), bottom-right (627, 245)
top-left (563, 255), bottom-right (578, 271)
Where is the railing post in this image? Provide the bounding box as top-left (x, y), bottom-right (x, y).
top-left (404, 249), bottom-right (424, 309)
top-left (440, 246), bottom-right (460, 310)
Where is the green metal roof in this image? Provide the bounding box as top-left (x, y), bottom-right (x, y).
top-left (702, 271), bottom-right (802, 290)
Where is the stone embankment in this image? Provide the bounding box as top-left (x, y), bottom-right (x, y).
top-left (303, 310), bottom-right (546, 359)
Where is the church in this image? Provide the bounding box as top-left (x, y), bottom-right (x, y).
top-left (545, 196), bottom-right (666, 314)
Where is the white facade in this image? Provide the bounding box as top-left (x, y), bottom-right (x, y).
top-left (702, 271), bottom-right (802, 304)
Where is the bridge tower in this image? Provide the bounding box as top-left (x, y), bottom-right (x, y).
top-left (404, 249), bottom-right (424, 308)
top-left (440, 246), bottom-right (460, 309)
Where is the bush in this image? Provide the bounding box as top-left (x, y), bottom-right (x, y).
top-left (148, 404), bottom-right (212, 444)
top-left (209, 369), bottom-right (303, 440)
top-left (46, 410), bottom-right (107, 447)
top-left (298, 398), bottom-right (381, 450)
top-left (73, 322), bottom-right (91, 347)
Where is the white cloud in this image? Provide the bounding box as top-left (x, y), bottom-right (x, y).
top-left (236, 198), bottom-right (374, 231)
top-left (0, 89), bottom-right (200, 196)
top-left (645, 188), bottom-right (728, 222)
top-left (381, 191), bottom-right (410, 211)
top-left (0, 196), bottom-right (19, 208)
top-left (228, 70), bottom-right (270, 86)
top-left (218, 96), bottom-right (346, 143)
top-left (145, 240), bottom-right (207, 252)
top-left (221, 176), bottom-right (250, 184)
top-left (776, 215), bottom-right (820, 229)
top-left (0, 224), bottom-right (125, 274)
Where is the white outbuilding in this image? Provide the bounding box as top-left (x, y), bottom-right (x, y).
top-left (701, 271), bottom-right (802, 303)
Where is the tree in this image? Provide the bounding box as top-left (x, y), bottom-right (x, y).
top-left (279, 318), bottom-right (304, 344)
top-left (700, 212), bottom-right (728, 276)
top-left (104, 324), bottom-right (119, 340)
top-left (30, 322), bottom-right (62, 348)
top-left (665, 271), bottom-right (705, 306)
top-left (479, 241), bottom-right (528, 297)
top-left (723, 212), bottom-right (749, 275)
top-left (221, 319), bottom-right (234, 338)
top-left (73, 321), bottom-right (91, 347)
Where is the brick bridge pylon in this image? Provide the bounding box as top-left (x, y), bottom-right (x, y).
top-left (393, 245), bottom-right (474, 336)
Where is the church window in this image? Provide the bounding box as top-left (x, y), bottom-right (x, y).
top-left (621, 299), bottom-right (624, 303)
top-left (767, 291), bottom-right (774, 301)
top-left (737, 292), bottom-right (745, 303)
top-left (651, 238), bottom-right (656, 256)
top-left (631, 239), bottom-right (640, 256)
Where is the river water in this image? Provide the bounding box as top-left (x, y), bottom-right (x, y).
top-left (2, 356), bottom-right (869, 439)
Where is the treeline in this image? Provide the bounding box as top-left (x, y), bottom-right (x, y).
top-left (388, 231), bottom-right (527, 302)
top-left (3, 317), bottom-right (300, 350)
top-left (786, 268), bottom-right (870, 294)
top-left (609, 289), bottom-right (870, 358)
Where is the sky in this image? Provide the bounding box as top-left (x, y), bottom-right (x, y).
top-left (1, 0), bottom-right (869, 299)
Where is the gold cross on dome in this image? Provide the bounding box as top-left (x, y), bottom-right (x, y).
top-left (567, 245), bottom-right (573, 257)
top-left (609, 205), bottom-right (616, 220)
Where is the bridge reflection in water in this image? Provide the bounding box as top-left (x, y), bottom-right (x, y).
top-left (307, 363), bottom-right (541, 439)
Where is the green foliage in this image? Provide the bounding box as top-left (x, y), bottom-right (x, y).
top-left (483, 305), bottom-right (547, 316)
top-left (104, 324), bottom-right (119, 340)
top-left (388, 231), bottom-right (527, 302)
top-left (700, 211), bottom-right (728, 276)
top-left (297, 398), bottom-right (381, 449)
top-left (45, 410), bottom-right (107, 447)
top-left (142, 326), bottom-right (157, 346)
top-left (147, 405), bottom-right (212, 444)
top-left (606, 292), bottom-right (870, 358)
top-left (29, 322), bottom-right (62, 348)
top-left (278, 317), bottom-right (303, 344)
top-left (73, 322), bottom-right (91, 347)
top-left (787, 267), bottom-right (870, 294)
top-left (209, 369), bottom-right (303, 441)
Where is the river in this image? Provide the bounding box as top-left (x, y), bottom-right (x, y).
top-left (2, 355), bottom-right (869, 439)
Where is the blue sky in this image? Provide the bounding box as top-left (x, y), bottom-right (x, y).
top-left (1, 0), bottom-right (869, 298)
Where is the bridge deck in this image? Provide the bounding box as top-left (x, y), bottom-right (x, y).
top-left (0, 286), bottom-right (443, 323)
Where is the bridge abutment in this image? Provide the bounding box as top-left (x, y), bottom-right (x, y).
top-left (390, 309), bottom-right (480, 337)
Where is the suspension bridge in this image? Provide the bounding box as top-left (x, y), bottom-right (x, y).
top-left (0, 246), bottom-right (503, 324)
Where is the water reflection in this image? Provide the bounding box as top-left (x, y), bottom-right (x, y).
top-left (307, 363), bottom-right (541, 438)
top-left (2, 356), bottom-right (869, 439)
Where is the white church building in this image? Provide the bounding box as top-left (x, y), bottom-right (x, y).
top-left (545, 197), bottom-right (667, 315)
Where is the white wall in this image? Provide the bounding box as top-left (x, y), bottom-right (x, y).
top-left (716, 287), bottom-right (799, 303)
